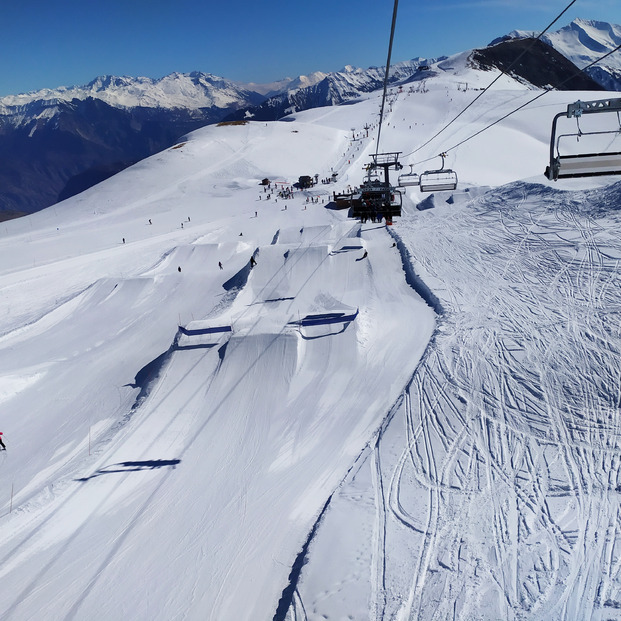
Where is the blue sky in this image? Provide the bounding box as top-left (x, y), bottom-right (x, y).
top-left (1, 0), bottom-right (620, 97)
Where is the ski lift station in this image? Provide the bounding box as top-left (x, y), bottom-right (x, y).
top-left (333, 152), bottom-right (403, 224)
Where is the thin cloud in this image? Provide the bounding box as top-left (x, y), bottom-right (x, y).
top-left (425, 0), bottom-right (549, 9)
top-left (579, 0), bottom-right (617, 6)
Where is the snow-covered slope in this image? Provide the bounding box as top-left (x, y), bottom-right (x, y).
top-left (0, 73), bottom-right (267, 218)
top-left (3, 16), bottom-right (617, 220)
top-left (239, 72), bottom-right (329, 97)
top-left (0, 71), bottom-right (264, 111)
top-left (0, 96), bottom-right (436, 620)
top-left (541, 18), bottom-right (621, 67)
top-left (2, 56), bottom-right (621, 620)
top-left (499, 18), bottom-right (621, 90)
top-left (225, 58), bottom-right (439, 121)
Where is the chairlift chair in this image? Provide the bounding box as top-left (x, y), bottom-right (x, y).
top-left (366, 171), bottom-right (381, 184)
top-left (546, 98), bottom-right (621, 180)
top-left (354, 180), bottom-right (402, 220)
top-left (419, 153), bottom-right (458, 192)
top-left (351, 152), bottom-right (403, 221)
top-left (398, 165), bottom-right (420, 187)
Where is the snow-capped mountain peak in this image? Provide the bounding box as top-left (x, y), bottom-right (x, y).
top-left (542, 18), bottom-right (621, 67)
top-left (284, 71), bottom-right (329, 92)
top-left (491, 18), bottom-right (621, 90)
top-left (226, 57), bottom-right (441, 122)
top-left (0, 71), bottom-right (263, 111)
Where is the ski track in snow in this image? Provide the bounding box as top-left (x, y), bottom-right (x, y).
top-left (0, 183), bottom-right (433, 620)
top-left (292, 178), bottom-right (621, 620)
top-left (2, 72), bottom-right (621, 621)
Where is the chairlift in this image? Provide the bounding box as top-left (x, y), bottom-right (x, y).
top-left (398, 165), bottom-right (420, 187)
top-left (366, 170), bottom-right (381, 184)
top-left (351, 152), bottom-right (403, 222)
top-left (419, 153), bottom-right (458, 192)
top-left (546, 98), bottom-right (621, 180)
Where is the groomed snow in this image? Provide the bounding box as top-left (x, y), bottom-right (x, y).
top-left (1, 61), bottom-right (621, 621)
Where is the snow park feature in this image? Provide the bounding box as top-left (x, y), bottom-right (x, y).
top-left (2, 17), bottom-right (621, 621)
top-left (175, 321), bottom-right (233, 350)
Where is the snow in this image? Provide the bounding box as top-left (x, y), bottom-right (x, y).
top-left (1, 57), bottom-right (621, 621)
top-left (0, 72), bottom-right (255, 111)
top-left (542, 18), bottom-right (621, 71)
top-left (295, 177), bottom-right (621, 620)
top-left (503, 18), bottom-right (621, 77)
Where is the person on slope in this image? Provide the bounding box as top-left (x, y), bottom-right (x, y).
top-left (0, 432), bottom-right (6, 451)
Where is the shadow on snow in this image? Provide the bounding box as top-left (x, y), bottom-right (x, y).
top-left (76, 459), bottom-right (181, 482)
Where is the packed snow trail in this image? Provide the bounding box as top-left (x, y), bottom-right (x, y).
top-left (291, 180), bottom-right (621, 621)
top-left (0, 108), bottom-right (436, 620)
top-left (0, 216), bottom-right (434, 620)
top-left (1, 63), bottom-right (616, 620)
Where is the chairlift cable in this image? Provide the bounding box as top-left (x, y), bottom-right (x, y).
top-left (402, 0), bottom-right (578, 159)
top-left (440, 41), bottom-right (621, 156)
top-left (375, 0), bottom-right (399, 156)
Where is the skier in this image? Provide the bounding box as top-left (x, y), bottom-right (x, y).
top-left (0, 432), bottom-right (5, 451)
top-left (250, 256), bottom-right (257, 268)
top-left (218, 261), bottom-right (223, 270)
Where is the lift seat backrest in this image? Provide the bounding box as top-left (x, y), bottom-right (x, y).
top-left (419, 171), bottom-right (458, 192)
top-left (556, 152), bottom-right (621, 179)
top-left (398, 174), bottom-right (419, 187)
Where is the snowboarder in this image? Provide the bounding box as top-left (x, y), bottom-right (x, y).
top-left (0, 432), bottom-right (5, 451)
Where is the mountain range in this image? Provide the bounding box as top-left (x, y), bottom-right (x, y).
top-left (496, 17), bottom-right (621, 90)
top-left (222, 59), bottom-right (438, 122)
top-left (0, 17), bottom-right (618, 220)
top-left (2, 39), bottom-right (621, 618)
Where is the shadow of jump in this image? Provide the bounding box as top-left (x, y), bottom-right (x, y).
top-left (76, 459), bottom-right (181, 482)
